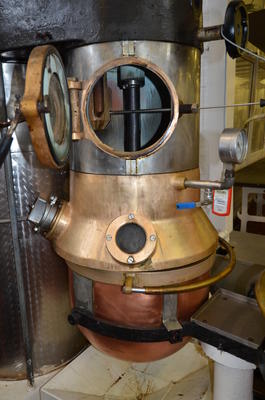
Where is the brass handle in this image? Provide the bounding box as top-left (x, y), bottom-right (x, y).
top-left (124, 237), bottom-right (235, 294)
top-left (255, 270), bottom-right (265, 318)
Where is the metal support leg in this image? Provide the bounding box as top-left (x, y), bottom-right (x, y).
top-left (240, 187), bottom-right (249, 232)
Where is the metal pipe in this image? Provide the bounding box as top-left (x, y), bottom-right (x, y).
top-left (197, 25), bottom-right (222, 43)
top-left (184, 180), bottom-right (225, 189)
top-left (110, 107), bottom-right (171, 115)
top-left (201, 343), bottom-right (256, 400)
top-left (0, 216), bottom-right (26, 224)
top-left (184, 178), bottom-right (234, 190)
top-left (123, 237), bottom-right (235, 294)
top-left (122, 80), bottom-right (142, 151)
top-left (0, 63), bottom-right (34, 385)
top-left (184, 168), bottom-right (235, 190)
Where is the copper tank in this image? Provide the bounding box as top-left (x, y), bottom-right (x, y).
top-left (26, 14), bottom-right (218, 360)
top-left (46, 39), bottom-right (217, 361)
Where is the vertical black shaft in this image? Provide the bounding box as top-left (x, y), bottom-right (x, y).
top-left (122, 80), bottom-right (141, 152)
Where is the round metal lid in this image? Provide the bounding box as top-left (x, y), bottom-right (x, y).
top-left (21, 45), bottom-right (71, 168)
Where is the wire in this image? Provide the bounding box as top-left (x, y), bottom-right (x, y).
top-left (221, 26), bottom-right (265, 63)
top-left (200, 101), bottom-right (260, 110)
top-left (244, 113), bottom-right (265, 127)
top-left (221, 28), bottom-right (265, 125)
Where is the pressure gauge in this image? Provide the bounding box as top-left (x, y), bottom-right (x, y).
top-left (219, 128), bottom-right (248, 164)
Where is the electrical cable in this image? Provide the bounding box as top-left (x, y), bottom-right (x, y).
top-left (221, 26), bottom-right (265, 63)
top-left (244, 113), bottom-right (265, 127)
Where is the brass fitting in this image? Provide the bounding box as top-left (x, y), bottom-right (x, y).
top-left (174, 176), bottom-right (186, 190)
top-left (122, 274), bottom-right (135, 294)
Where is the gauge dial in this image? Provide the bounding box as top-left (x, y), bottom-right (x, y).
top-left (219, 128), bottom-right (248, 164)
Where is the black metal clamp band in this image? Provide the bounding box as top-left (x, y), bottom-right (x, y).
top-left (68, 308), bottom-right (183, 344)
top-left (68, 307), bottom-right (265, 367)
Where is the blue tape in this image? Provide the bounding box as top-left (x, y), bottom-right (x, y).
top-left (176, 202), bottom-right (196, 210)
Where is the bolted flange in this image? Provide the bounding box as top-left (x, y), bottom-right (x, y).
top-left (28, 195), bottom-right (60, 234)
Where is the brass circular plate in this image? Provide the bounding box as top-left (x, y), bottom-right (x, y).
top-left (81, 56), bottom-right (179, 160)
top-left (21, 45), bottom-right (71, 168)
top-left (105, 213), bottom-right (157, 265)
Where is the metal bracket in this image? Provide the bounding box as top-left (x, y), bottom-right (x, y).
top-left (125, 159), bottom-right (137, 175)
top-left (73, 272), bottom-right (93, 313)
top-left (68, 77), bottom-right (84, 141)
top-left (122, 40), bottom-right (135, 56)
top-left (163, 294), bottom-right (182, 331)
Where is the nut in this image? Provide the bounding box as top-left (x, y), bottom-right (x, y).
top-left (150, 234), bottom-right (156, 241)
top-left (128, 213), bottom-right (135, 220)
top-left (106, 234), bottom-right (112, 241)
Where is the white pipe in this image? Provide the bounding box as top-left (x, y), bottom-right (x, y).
top-left (201, 343), bottom-right (256, 400)
top-left (214, 361), bottom-right (254, 400)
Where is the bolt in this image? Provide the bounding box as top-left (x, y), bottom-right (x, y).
top-left (106, 234), bottom-right (112, 241)
top-left (49, 195), bottom-right (57, 206)
top-left (128, 213), bottom-right (135, 220)
top-left (127, 256), bottom-right (135, 264)
top-left (150, 234), bottom-right (156, 241)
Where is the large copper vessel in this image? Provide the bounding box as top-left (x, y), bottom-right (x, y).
top-left (24, 2), bottom-right (218, 362)
top-left (51, 40), bottom-right (217, 361)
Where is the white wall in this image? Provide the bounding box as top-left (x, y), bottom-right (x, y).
top-left (200, 0), bottom-right (236, 238)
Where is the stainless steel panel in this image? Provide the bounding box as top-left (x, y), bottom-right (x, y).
top-left (192, 288), bottom-right (265, 349)
top-left (0, 62), bottom-right (85, 380)
top-left (11, 152), bottom-right (68, 218)
top-left (0, 223), bottom-right (26, 379)
top-left (0, 164), bottom-right (9, 219)
top-left (18, 220), bottom-right (84, 374)
top-left (72, 140), bottom-right (126, 175)
top-left (0, 62), bottom-right (27, 380)
top-left (65, 41), bottom-right (200, 175)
